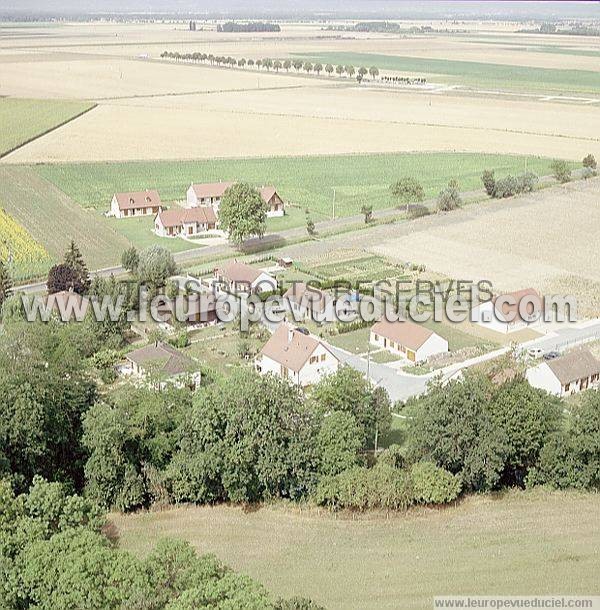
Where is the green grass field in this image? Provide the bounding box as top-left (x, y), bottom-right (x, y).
top-left (35, 152), bottom-right (558, 229)
top-left (0, 98), bottom-right (95, 158)
top-left (113, 489), bottom-right (600, 610)
top-left (293, 52), bottom-right (600, 94)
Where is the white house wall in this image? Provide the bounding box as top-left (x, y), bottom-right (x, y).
top-left (526, 363), bottom-right (563, 396)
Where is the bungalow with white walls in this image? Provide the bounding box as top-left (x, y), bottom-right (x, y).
top-left (255, 323), bottom-right (339, 387)
top-left (284, 282), bottom-right (335, 323)
top-left (472, 288), bottom-right (544, 334)
top-left (110, 190), bottom-right (162, 218)
top-left (155, 207), bottom-right (217, 237)
top-left (213, 261), bottom-right (277, 295)
top-left (526, 349), bottom-right (600, 397)
top-left (370, 318), bottom-right (448, 363)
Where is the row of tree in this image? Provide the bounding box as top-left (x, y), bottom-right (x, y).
top-left (159, 51), bottom-right (380, 82)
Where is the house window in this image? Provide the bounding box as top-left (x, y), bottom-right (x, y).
top-left (374, 334), bottom-right (379, 341)
top-left (309, 355), bottom-right (318, 364)
top-left (320, 354), bottom-right (326, 362)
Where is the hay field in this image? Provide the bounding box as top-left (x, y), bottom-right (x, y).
top-left (372, 177), bottom-right (600, 315)
top-left (113, 489), bottom-right (600, 610)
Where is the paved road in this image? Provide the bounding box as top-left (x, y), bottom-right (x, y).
top-left (517, 321), bottom-right (600, 354)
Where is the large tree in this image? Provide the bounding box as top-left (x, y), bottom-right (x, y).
top-left (136, 245), bottom-right (177, 287)
top-left (47, 263), bottom-right (87, 295)
top-left (63, 240), bottom-right (90, 293)
top-left (310, 366), bottom-right (391, 447)
top-left (218, 182), bottom-right (268, 246)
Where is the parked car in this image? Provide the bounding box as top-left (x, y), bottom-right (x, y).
top-left (543, 351), bottom-right (560, 361)
top-left (295, 326), bottom-right (310, 335)
top-left (527, 347), bottom-right (544, 358)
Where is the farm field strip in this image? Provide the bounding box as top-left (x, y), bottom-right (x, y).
top-left (0, 165), bottom-right (131, 277)
top-left (0, 97), bottom-right (96, 157)
top-left (293, 52), bottom-right (600, 94)
top-left (33, 152), bottom-right (558, 224)
top-left (4, 98), bottom-right (593, 162)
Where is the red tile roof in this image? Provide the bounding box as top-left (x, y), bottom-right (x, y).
top-left (259, 323), bottom-right (336, 372)
top-left (157, 206), bottom-right (217, 228)
top-left (190, 182), bottom-right (234, 200)
top-left (371, 319), bottom-right (435, 351)
top-left (114, 190), bottom-right (161, 211)
top-left (493, 288), bottom-right (543, 324)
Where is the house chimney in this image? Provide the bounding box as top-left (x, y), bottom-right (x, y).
top-left (287, 327), bottom-right (294, 343)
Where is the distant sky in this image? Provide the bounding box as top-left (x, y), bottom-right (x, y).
top-left (0, 0), bottom-right (599, 19)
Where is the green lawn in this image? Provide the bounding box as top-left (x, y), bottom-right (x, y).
top-left (293, 52), bottom-right (600, 94)
top-left (422, 319), bottom-right (496, 352)
top-left (0, 98), bottom-right (95, 158)
top-left (113, 489), bottom-right (600, 610)
top-left (327, 326), bottom-right (371, 353)
top-left (35, 152), bottom-right (558, 230)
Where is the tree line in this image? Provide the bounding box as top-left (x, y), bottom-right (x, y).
top-left (159, 51), bottom-right (380, 83)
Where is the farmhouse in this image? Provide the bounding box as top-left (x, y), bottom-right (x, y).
top-left (370, 318), bottom-right (448, 363)
top-left (472, 288), bottom-right (544, 334)
top-left (155, 207), bottom-right (217, 237)
top-left (186, 182), bottom-right (284, 216)
top-left (186, 181), bottom-right (234, 209)
top-left (125, 341), bottom-right (201, 389)
top-left (284, 282), bottom-right (335, 323)
top-left (110, 190), bottom-right (162, 218)
top-left (526, 349), bottom-right (600, 397)
top-left (255, 323), bottom-right (339, 387)
top-left (213, 261), bottom-right (277, 295)
top-left (259, 186), bottom-right (285, 217)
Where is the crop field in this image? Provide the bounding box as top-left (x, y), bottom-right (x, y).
top-left (0, 166), bottom-right (131, 277)
top-left (294, 52), bottom-right (600, 94)
top-left (0, 208), bottom-right (53, 281)
top-left (34, 152), bottom-right (557, 224)
top-left (0, 97), bottom-right (95, 157)
top-left (113, 489), bottom-right (600, 610)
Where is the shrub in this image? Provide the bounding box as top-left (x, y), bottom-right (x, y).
top-left (410, 462), bottom-right (462, 505)
top-left (377, 444), bottom-right (405, 469)
top-left (582, 153), bottom-right (597, 170)
top-left (493, 175), bottom-right (518, 198)
top-left (313, 464), bottom-right (413, 511)
top-left (437, 181), bottom-right (462, 212)
top-left (582, 166), bottom-right (597, 180)
top-left (481, 170), bottom-right (496, 196)
top-left (551, 159), bottom-right (571, 183)
top-left (516, 171), bottom-right (539, 193)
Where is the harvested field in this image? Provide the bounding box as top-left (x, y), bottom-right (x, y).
top-left (4, 85), bottom-right (596, 162)
top-left (371, 177), bottom-right (600, 315)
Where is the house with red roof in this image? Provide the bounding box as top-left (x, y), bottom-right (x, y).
top-left (110, 190), bottom-right (163, 219)
top-left (154, 206), bottom-right (217, 237)
top-left (472, 288), bottom-right (544, 334)
top-left (255, 323), bottom-right (339, 387)
top-left (370, 318), bottom-right (448, 363)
